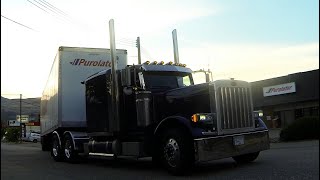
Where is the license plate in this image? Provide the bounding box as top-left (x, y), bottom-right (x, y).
top-left (233, 135), bottom-right (244, 146)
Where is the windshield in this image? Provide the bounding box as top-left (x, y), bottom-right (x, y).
top-left (143, 72), bottom-right (193, 91)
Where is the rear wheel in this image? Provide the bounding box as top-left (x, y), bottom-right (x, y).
top-left (160, 128), bottom-right (194, 175)
top-left (51, 134), bottom-right (63, 162)
top-left (33, 139), bottom-right (37, 143)
top-left (232, 152), bottom-right (260, 164)
top-left (63, 134), bottom-right (80, 163)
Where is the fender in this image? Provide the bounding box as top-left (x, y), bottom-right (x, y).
top-left (63, 131), bottom-right (89, 151)
top-left (154, 115), bottom-right (192, 136)
top-left (52, 131), bottom-right (61, 147)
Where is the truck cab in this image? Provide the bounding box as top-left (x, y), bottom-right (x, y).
top-left (81, 61), bottom-right (270, 175)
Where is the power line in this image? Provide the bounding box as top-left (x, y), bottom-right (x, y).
top-left (27, 0), bottom-right (49, 13)
top-left (39, 0), bottom-right (69, 17)
top-left (27, 0), bottom-right (69, 23)
top-left (34, 0), bottom-right (61, 16)
top-left (33, 0), bottom-right (71, 22)
top-left (1, 15), bottom-right (36, 31)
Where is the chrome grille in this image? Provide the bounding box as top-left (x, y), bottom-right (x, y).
top-left (217, 86), bottom-right (253, 130)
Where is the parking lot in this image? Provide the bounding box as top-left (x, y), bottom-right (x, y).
top-left (1, 140), bottom-right (319, 180)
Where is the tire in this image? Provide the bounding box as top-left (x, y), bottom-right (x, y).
top-left (33, 139), bottom-right (37, 143)
top-left (232, 152), bottom-right (260, 164)
top-left (160, 128), bottom-right (194, 175)
top-left (63, 134), bottom-right (80, 163)
top-left (51, 134), bottom-right (64, 162)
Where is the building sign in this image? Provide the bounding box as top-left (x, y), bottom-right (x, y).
top-left (16, 115), bottom-right (29, 123)
top-left (8, 120), bottom-right (20, 127)
top-left (25, 122), bottom-right (40, 126)
top-left (263, 82), bottom-right (296, 97)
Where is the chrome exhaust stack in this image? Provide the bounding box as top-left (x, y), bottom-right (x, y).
top-left (109, 19), bottom-right (120, 132)
top-left (172, 29), bottom-right (180, 64)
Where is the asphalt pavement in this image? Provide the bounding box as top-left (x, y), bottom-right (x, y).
top-left (1, 140), bottom-right (319, 180)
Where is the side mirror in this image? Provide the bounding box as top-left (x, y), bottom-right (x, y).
top-left (205, 73), bottom-right (210, 83)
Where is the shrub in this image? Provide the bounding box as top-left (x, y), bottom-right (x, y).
top-left (3, 127), bottom-right (21, 142)
top-left (280, 116), bottom-right (319, 141)
top-left (1, 128), bottom-right (6, 139)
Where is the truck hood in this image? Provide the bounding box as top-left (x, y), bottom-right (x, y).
top-left (161, 83), bottom-right (212, 118)
top-left (165, 83), bottom-right (210, 102)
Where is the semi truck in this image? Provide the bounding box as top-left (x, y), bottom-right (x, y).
top-left (40, 19), bottom-right (270, 175)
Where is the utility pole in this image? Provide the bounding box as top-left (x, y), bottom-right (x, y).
top-left (136, 37), bottom-right (141, 64)
top-left (19, 94), bottom-right (22, 142)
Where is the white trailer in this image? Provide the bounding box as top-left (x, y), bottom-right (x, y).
top-left (40, 46), bottom-right (127, 149)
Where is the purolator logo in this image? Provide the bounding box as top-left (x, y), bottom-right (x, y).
top-left (265, 86), bottom-right (293, 94)
top-left (70, 57), bottom-right (119, 67)
top-left (262, 82), bottom-right (296, 97)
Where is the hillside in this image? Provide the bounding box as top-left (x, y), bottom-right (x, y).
top-left (1, 96), bottom-right (40, 125)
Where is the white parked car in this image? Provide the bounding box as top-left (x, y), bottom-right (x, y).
top-left (28, 132), bottom-right (41, 143)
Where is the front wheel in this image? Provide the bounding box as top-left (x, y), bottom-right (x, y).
top-left (160, 128), bottom-right (194, 175)
top-left (232, 152), bottom-right (260, 164)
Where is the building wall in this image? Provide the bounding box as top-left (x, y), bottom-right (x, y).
top-left (251, 69), bottom-right (319, 128)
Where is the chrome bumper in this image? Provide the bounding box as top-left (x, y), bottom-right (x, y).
top-left (194, 130), bottom-right (270, 162)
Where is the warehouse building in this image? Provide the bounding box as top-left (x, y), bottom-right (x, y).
top-left (251, 69), bottom-right (319, 129)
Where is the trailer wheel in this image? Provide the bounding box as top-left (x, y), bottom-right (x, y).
top-left (232, 152), bottom-right (260, 164)
top-left (63, 134), bottom-right (80, 163)
top-left (160, 128), bottom-right (194, 175)
top-left (51, 134), bottom-right (63, 162)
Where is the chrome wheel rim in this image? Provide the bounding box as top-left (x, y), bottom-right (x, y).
top-left (64, 140), bottom-right (72, 159)
top-left (52, 141), bottom-right (58, 157)
top-left (164, 138), bottom-right (180, 167)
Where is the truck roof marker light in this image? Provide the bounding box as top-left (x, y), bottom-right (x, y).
top-left (182, 64), bottom-right (186, 67)
top-left (143, 61), bottom-right (150, 65)
top-left (165, 61), bottom-right (173, 65)
top-left (191, 114), bottom-right (198, 123)
top-left (158, 61), bottom-right (164, 65)
top-left (149, 61), bottom-right (157, 65)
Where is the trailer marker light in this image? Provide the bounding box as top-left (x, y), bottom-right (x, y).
top-left (143, 61), bottom-right (150, 65)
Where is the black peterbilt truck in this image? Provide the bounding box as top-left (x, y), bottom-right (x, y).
top-left (41, 20), bottom-right (270, 175)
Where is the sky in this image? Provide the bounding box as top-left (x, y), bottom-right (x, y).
top-left (1, 0), bottom-right (319, 99)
